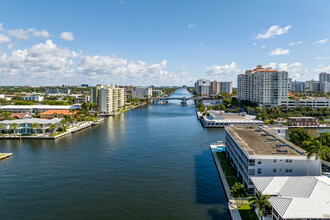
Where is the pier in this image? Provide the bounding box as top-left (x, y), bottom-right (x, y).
top-left (0, 153), bottom-right (12, 160)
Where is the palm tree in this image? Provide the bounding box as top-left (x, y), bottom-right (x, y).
top-left (306, 140), bottom-right (330, 175)
top-left (10, 123), bottom-right (19, 136)
top-left (249, 191), bottom-right (271, 218)
top-left (0, 123), bottom-right (4, 133)
top-left (230, 182), bottom-right (246, 207)
top-left (49, 124), bottom-right (58, 135)
top-left (31, 123), bottom-right (41, 135)
top-left (247, 106), bottom-right (253, 115)
top-left (60, 119), bottom-right (67, 131)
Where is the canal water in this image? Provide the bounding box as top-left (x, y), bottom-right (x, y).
top-left (0, 89), bottom-right (230, 220)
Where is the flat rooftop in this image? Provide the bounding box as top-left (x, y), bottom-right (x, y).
top-left (226, 125), bottom-right (306, 156)
top-left (0, 105), bottom-right (78, 109)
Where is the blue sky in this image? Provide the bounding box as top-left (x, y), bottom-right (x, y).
top-left (0, 0), bottom-right (329, 86)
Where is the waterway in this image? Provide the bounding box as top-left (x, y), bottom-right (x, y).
top-left (0, 88), bottom-right (230, 220)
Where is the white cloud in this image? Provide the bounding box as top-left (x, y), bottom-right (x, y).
top-left (315, 56), bottom-right (330, 60)
top-left (314, 65), bottom-right (330, 72)
top-left (6, 28), bottom-right (50, 39)
top-left (0, 39), bottom-right (195, 85)
top-left (205, 62), bottom-right (240, 81)
top-left (60, 32), bottom-right (74, 41)
top-left (313, 39), bottom-right (328, 44)
top-left (288, 41), bottom-right (303, 46)
top-left (30, 29), bottom-right (50, 38)
top-left (0, 33), bottom-right (10, 43)
top-left (0, 40), bottom-right (79, 82)
top-left (269, 48), bottom-right (289, 56)
top-left (268, 62), bottom-right (305, 80)
top-left (261, 45), bottom-right (266, 49)
top-left (255, 25), bottom-right (291, 39)
top-left (188, 23), bottom-right (195, 29)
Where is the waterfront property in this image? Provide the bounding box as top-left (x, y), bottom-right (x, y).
top-left (91, 84), bottom-right (126, 113)
top-left (201, 111), bottom-right (264, 127)
top-left (40, 109), bottom-right (76, 119)
top-left (225, 125), bottom-right (320, 193)
top-left (0, 105), bottom-right (78, 113)
top-left (0, 118), bottom-right (62, 134)
top-left (9, 113), bottom-right (32, 119)
top-left (237, 65), bottom-right (289, 108)
top-left (251, 176), bottom-right (330, 220)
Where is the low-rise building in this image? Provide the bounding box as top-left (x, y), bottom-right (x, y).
top-left (9, 113), bottom-right (32, 119)
top-left (225, 125), bottom-right (320, 193)
top-left (0, 105), bottom-right (78, 113)
top-left (251, 176), bottom-right (330, 220)
top-left (201, 111), bottom-right (264, 128)
top-left (280, 98), bottom-right (330, 109)
top-left (288, 117), bottom-right (318, 127)
top-left (0, 118), bottom-right (63, 134)
top-left (40, 110), bottom-right (76, 119)
top-left (22, 95), bottom-right (44, 102)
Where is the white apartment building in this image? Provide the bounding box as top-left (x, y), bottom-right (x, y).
top-left (132, 87), bottom-right (152, 99)
top-left (91, 85), bottom-right (126, 113)
top-left (210, 81), bottom-right (220, 94)
top-left (225, 125), bottom-right (320, 193)
top-left (238, 65), bottom-right (289, 108)
top-left (195, 79), bottom-right (211, 96)
top-left (22, 95), bottom-right (44, 102)
top-left (280, 98), bottom-right (330, 109)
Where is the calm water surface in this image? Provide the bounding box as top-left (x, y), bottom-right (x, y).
top-left (0, 89), bottom-right (229, 220)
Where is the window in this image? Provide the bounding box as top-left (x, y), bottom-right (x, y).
top-left (249, 169), bottom-right (255, 175)
top-left (249, 159), bottom-right (255, 166)
top-left (257, 168), bottom-right (261, 174)
top-left (285, 169), bottom-right (292, 173)
top-left (286, 159), bottom-right (292, 163)
top-left (258, 160), bottom-right (262, 164)
top-left (273, 159), bottom-right (277, 163)
top-left (273, 168), bottom-right (276, 172)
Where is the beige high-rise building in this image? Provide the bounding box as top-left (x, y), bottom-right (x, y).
top-left (237, 65), bottom-right (288, 108)
top-left (91, 84), bottom-right (126, 113)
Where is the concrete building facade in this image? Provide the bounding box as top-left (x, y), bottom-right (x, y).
top-left (91, 85), bottom-right (126, 113)
top-left (225, 125), bottom-right (320, 193)
top-left (237, 65), bottom-right (289, 108)
top-left (132, 87), bottom-right (152, 99)
top-left (195, 79), bottom-right (211, 96)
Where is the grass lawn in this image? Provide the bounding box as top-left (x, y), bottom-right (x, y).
top-left (238, 208), bottom-right (258, 220)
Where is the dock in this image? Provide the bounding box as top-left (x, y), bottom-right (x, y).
top-left (0, 153), bottom-right (12, 160)
top-left (210, 145), bottom-right (242, 220)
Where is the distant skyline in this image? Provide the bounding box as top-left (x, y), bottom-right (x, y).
top-left (0, 0), bottom-right (330, 86)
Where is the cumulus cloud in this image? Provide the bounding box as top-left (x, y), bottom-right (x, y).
top-left (0, 33), bottom-right (10, 43)
top-left (60, 32), bottom-right (74, 41)
top-left (255, 25), bottom-right (291, 39)
top-left (188, 23), bottom-right (195, 29)
top-left (269, 48), bottom-right (289, 56)
top-left (313, 39), bottom-right (328, 44)
top-left (0, 40), bottom-right (79, 83)
top-left (268, 62), bottom-right (306, 79)
top-left (314, 65), bottom-right (330, 72)
top-left (205, 62), bottom-right (240, 81)
top-left (6, 28), bottom-right (49, 39)
top-left (288, 41), bottom-right (303, 46)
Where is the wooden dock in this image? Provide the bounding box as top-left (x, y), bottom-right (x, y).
top-left (0, 153), bottom-right (12, 160)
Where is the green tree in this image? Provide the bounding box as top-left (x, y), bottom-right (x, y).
top-left (0, 123), bottom-right (4, 133)
top-left (31, 123), bottom-right (41, 135)
top-left (315, 132), bottom-right (330, 147)
top-left (49, 123), bottom-right (58, 134)
top-left (288, 128), bottom-right (312, 147)
top-left (230, 182), bottom-right (246, 207)
top-left (306, 140), bottom-right (330, 174)
top-left (10, 123), bottom-right (19, 135)
top-left (248, 191), bottom-right (271, 218)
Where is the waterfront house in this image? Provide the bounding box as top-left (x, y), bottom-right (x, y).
top-left (225, 125), bottom-right (320, 193)
top-left (9, 113), bottom-right (32, 119)
top-left (0, 118), bottom-right (63, 134)
top-left (287, 117), bottom-right (318, 127)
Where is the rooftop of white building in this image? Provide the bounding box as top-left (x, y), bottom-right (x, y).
top-left (0, 105), bottom-right (78, 110)
top-left (225, 125), bottom-right (306, 156)
top-left (251, 176), bottom-right (330, 219)
top-left (0, 118), bottom-right (63, 124)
